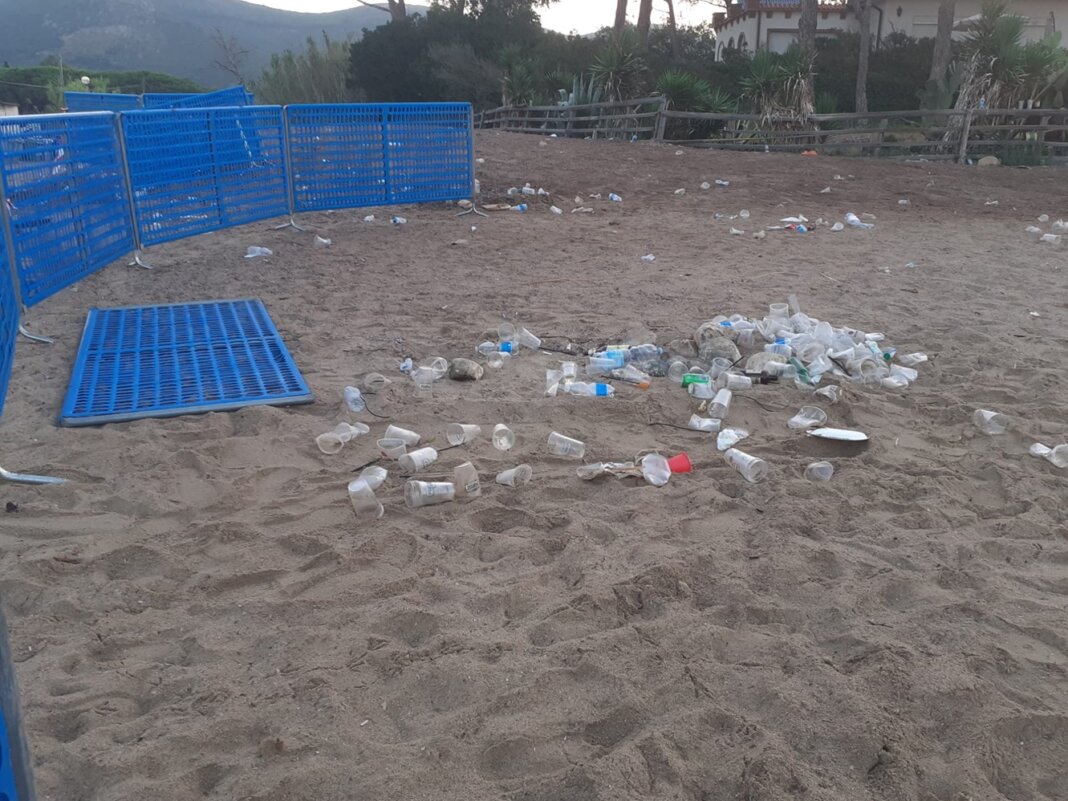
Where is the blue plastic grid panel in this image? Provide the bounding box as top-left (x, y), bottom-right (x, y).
top-left (166, 86), bottom-right (252, 109)
top-left (0, 112), bottom-right (135, 308)
top-left (287, 104), bottom-right (389, 212)
top-left (0, 215), bottom-right (16, 419)
top-left (64, 92), bottom-right (141, 112)
top-left (142, 93), bottom-right (200, 109)
top-left (60, 298), bottom-right (313, 426)
top-left (122, 107), bottom-right (288, 247)
top-left (385, 103), bottom-right (473, 205)
top-left (0, 706), bottom-right (21, 800)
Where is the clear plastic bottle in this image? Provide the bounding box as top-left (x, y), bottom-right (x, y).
top-left (562, 382), bottom-right (614, 397)
top-left (626, 344), bottom-right (661, 364)
top-left (342, 386), bottom-right (365, 413)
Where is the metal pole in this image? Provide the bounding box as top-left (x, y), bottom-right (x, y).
top-left (457, 104), bottom-right (486, 219)
top-left (273, 105), bottom-right (307, 232)
top-left (0, 138), bottom-right (53, 344)
top-left (115, 110), bottom-right (154, 269)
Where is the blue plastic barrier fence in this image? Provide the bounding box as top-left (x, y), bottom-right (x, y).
top-left (122, 106), bottom-right (288, 247)
top-left (0, 113), bottom-right (134, 308)
top-left (286, 103), bottom-right (473, 213)
top-left (0, 203), bottom-right (16, 418)
top-left (63, 92), bottom-right (142, 112)
top-left (1, 606), bottom-right (35, 800)
top-left (166, 86), bottom-right (253, 110)
top-left (142, 93), bottom-right (201, 109)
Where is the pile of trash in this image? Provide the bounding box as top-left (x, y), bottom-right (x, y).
top-left (1026, 214), bottom-right (1066, 247)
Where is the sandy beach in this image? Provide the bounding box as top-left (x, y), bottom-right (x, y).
top-left (1, 131), bottom-right (1067, 801)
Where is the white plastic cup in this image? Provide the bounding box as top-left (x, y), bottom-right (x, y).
top-left (547, 432), bottom-right (585, 459)
top-left (708, 357), bottom-right (733, 380)
top-left (358, 465), bottom-right (388, 490)
top-left (1030, 443), bottom-right (1068, 468)
top-left (384, 424), bottom-right (421, 445)
top-left (496, 464), bottom-right (533, 486)
top-left (316, 422), bottom-right (370, 454)
top-left (814, 385), bottom-right (841, 403)
top-left (769, 302), bottom-right (789, 319)
top-left (364, 373), bottom-right (391, 392)
top-left (398, 447), bottom-right (439, 473)
top-left (347, 478), bottom-right (384, 519)
top-left (788, 406), bottom-right (828, 430)
top-left (688, 414), bottom-right (721, 432)
top-left (668, 361), bottom-right (688, 383)
top-left (709, 388), bottom-right (732, 419)
top-left (723, 373), bottom-right (752, 391)
top-left (454, 461), bottom-right (482, 497)
top-left (973, 409), bottom-right (1008, 435)
top-left (804, 461), bottom-right (834, 481)
top-left (640, 453), bottom-right (671, 487)
top-left (561, 361), bottom-right (578, 379)
top-left (404, 480), bottom-right (456, 508)
top-left (689, 382), bottom-right (715, 400)
top-left (377, 437), bottom-right (408, 460)
top-left (492, 424), bottom-right (515, 451)
top-left (498, 323), bottom-right (517, 343)
top-left (447, 423), bottom-right (482, 446)
top-left (724, 448), bottom-right (768, 483)
top-left (426, 357), bottom-right (449, 379)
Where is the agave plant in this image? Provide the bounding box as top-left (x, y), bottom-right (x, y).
top-left (502, 61), bottom-right (541, 107)
top-left (591, 30), bottom-right (646, 101)
top-left (569, 74), bottom-right (603, 106)
top-left (656, 70), bottom-right (714, 111)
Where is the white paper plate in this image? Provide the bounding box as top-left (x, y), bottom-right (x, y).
top-left (806, 427), bottom-right (869, 442)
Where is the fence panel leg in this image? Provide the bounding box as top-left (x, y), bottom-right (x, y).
top-left (0, 464), bottom-right (66, 484)
top-left (17, 323), bottom-right (53, 345)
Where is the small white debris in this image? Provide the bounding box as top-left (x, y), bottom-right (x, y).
top-left (391, 216), bottom-right (407, 225)
top-left (819, 186), bottom-right (831, 194)
top-left (729, 227), bottom-right (744, 236)
top-left (700, 182), bottom-right (711, 190)
top-left (753, 230), bottom-right (766, 240)
top-left (363, 215), bottom-right (375, 223)
top-left (674, 188), bottom-right (686, 196)
top-left (244, 246), bottom-right (272, 258)
top-left (675, 149), bottom-right (684, 156)
top-left (715, 179), bottom-right (730, 187)
top-left (313, 235), bottom-right (332, 248)
top-left (830, 222), bottom-right (844, 232)
top-left (475, 158), bottom-right (485, 164)
top-left (984, 200), bottom-right (999, 206)
top-left (641, 254), bottom-right (656, 262)
top-left (898, 199), bottom-right (910, 206)
top-left (550, 205), bottom-right (563, 215)
top-left (739, 209), bottom-right (751, 219)
top-left (1038, 214), bottom-right (1050, 223)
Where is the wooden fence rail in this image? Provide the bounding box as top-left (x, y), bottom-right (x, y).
top-left (476, 101), bottom-right (1068, 163)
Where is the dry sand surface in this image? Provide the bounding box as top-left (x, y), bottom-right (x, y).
top-left (2, 131), bottom-right (1067, 801)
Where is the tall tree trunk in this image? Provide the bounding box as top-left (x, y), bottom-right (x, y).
top-left (637, 0), bottom-right (653, 46)
top-left (666, 0), bottom-right (681, 60)
top-left (928, 0), bottom-right (956, 103)
top-left (797, 0), bottom-right (818, 115)
top-left (391, 0), bottom-right (406, 22)
top-left (614, 0), bottom-right (628, 33)
top-left (855, 0), bottom-right (871, 112)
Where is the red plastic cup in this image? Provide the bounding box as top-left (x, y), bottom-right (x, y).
top-left (667, 452), bottom-right (693, 474)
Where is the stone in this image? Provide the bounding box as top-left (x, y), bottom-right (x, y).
top-left (977, 155), bottom-right (1001, 167)
top-left (448, 358), bottom-right (484, 381)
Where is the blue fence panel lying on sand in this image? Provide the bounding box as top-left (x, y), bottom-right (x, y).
top-left (167, 86), bottom-right (253, 109)
top-left (385, 103), bottom-right (473, 204)
top-left (0, 211), bottom-right (16, 418)
top-left (0, 113), bottom-right (134, 308)
top-left (287, 104), bottom-right (389, 212)
top-left (287, 103), bottom-right (472, 212)
top-left (64, 92), bottom-right (142, 112)
top-left (122, 106), bottom-right (288, 246)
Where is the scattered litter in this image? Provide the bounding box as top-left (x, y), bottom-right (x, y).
top-left (399, 358), bottom-right (413, 374)
top-left (845, 212), bottom-right (874, 230)
top-left (700, 182), bottom-right (711, 190)
top-left (1053, 220), bottom-right (1068, 233)
top-left (363, 215), bottom-right (375, 223)
top-left (739, 209), bottom-right (751, 219)
top-left (861, 213), bottom-right (877, 221)
top-left (717, 428), bottom-right (749, 451)
top-left (984, 200), bottom-right (998, 206)
top-left (574, 195), bottom-right (584, 205)
top-left (804, 461), bottom-right (834, 481)
top-left (405, 480), bottom-right (455, 508)
top-left (608, 193), bottom-right (623, 202)
top-left (343, 386), bottom-right (365, 412)
top-left (781, 216), bottom-right (808, 224)
top-left (1030, 443), bottom-right (1068, 468)
top-left (244, 246), bottom-right (272, 258)
top-left (458, 199), bottom-right (473, 210)
top-left (313, 235), bottom-right (332, 248)
top-left (548, 431), bottom-right (586, 457)
top-left (675, 149), bottom-right (684, 156)
top-left (391, 216), bottom-right (407, 225)
top-left (807, 428), bottom-right (868, 442)
top-left (833, 174), bottom-right (845, 181)
top-left (348, 478), bottom-right (383, 518)
top-left (898, 199), bottom-right (910, 206)
top-left (496, 465), bottom-right (533, 486)
top-left (730, 228), bottom-right (744, 236)
top-left (715, 179), bottom-right (730, 187)
top-left (688, 414), bottom-right (721, 432)
top-left (521, 184), bottom-right (536, 196)
top-left (674, 188), bottom-right (686, 195)
top-left (724, 448), bottom-right (767, 483)
top-left (1029, 311), bottom-right (1040, 317)
top-left (1039, 234), bottom-right (1062, 246)
top-left (316, 422), bottom-right (370, 455)
top-left (476, 158), bottom-right (485, 164)
top-left (814, 385), bottom-right (841, 403)
top-left (572, 207), bottom-right (594, 214)
top-left (1038, 214), bottom-right (1050, 223)
top-left (506, 187), bottom-right (519, 196)
top-left (510, 204), bottom-right (528, 213)
top-left (641, 254), bottom-right (656, 262)
top-left (550, 205), bottom-right (563, 215)
top-left (830, 222), bottom-right (845, 232)
top-left (492, 424), bottom-right (515, 451)
top-left (905, 261), bottom-right (917, 269)
top-left (450, 239), bottom-right (468, 246)
top-left (819, 187), bottom-right (831, 194)
top-left (753, 231), bottom-right (766, 240)
top-left (788, 406), bottom-right (828, 430)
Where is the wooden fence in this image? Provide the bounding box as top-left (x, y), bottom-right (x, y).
top-left (476, 100), bottom-right (1068, 164)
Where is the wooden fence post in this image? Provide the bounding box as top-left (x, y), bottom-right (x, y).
top-left (653, 97), bottom-right (668, 142)
top-left (957, 109), bottom-right (974, 163)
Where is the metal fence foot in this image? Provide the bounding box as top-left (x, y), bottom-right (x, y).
top-left (273, 216), bottom-right (308, 232)
top-left (457, 206), bottom-right (489, 218)
top-left (17, 324), bottom-right (54, 345)
top-left (127, 251), bottom-right (154, 270)
top-left (0, 465), bottom-right (67, 485)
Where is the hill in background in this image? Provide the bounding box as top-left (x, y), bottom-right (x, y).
top-left (0, 0), bottom-right (427, 88)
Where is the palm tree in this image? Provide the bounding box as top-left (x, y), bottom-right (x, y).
top-left (796, 0), bottom-right (818, 115)
top-left (926, 0), bottom-right (956, 107)
top-left (854, 0), bottom-right (872, 112)
top-left (614, 0), bottom-right (628, 33)
top-left (637, 0), bottom-right (653, 47)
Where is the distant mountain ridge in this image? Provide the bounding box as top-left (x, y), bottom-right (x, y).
top-left (0, 0), bottom-right (428, 88)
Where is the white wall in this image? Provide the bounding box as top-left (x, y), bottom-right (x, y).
top-left (880, 0), bottom-right (1056, 43)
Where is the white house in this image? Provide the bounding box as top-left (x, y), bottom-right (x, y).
top-left (712, 0), bottom-right (1059, 60)
top-left (0, 103), bottom-right (18, 117)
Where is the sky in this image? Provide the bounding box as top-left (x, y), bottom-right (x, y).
top-left (240, 1), bottom-right (720, 35)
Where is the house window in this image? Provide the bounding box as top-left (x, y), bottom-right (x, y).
top-left (821, 12), bottom-right (829, 19)
top-left (897, 6), bottom-right (903, 16)
top-left (784, 11), bottom-right (791, 18)
top-left (728, 37), bottom-right (735, 49)
top-left (738, 33), bottom-right (748, 52)
top-left (767, 11), bottom-right (774, 18)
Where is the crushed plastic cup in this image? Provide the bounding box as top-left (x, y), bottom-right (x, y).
top-left (496, 465), bottom-right (533, 486)
top-left (314, 235), bottom-right (332, 248)
top-left (547, 432), bottom-right (585, 459)
top-left (1030, 443), bottom-right (1068, 468)
top-left (363, 214), bottom-right (375, 223)
top-left (845, 212), bottom-right (874, 230)
top-left (404, 480), bottom-right (456, 508)
top-left (721, 373), bottom-right (752, 391)
top-left (497, 322), bottom-right (516, 343)
top-left (641, 254), bottom-right (656, 263)
top-left (788, 406), bottom-right (828, 430)
top-left (814, 385), bottom-right (841, 403)
top-left (447, 423), bottom-right (482, 445)
top-left (769, 302), bottom-right (789, 319)
top-left (640, 454), bottom-right (671, 486)
top-left (667, 453), bottom-right (693, 474)
top-left (358, 465), bottom-right (388, 490)
top-left (709, 389), bottom-right (732, 419)
top-left (739, 209), bottom-right (751, 219)
top-left (363, 373), bottom-right (391, 392)
top-left (724, 448), bottom-right (768, 483)
top-left (426, 357), bottom-right (449, 379)
top-left (717, 427), bottom-right (749, 451)
top-left (689, 381), bottom-right (715, 400)
top-left (830, 222), bottom-right (845, 232)
top-left (688, 414), bottom-right (721, 433)
top-left (377, 438), bottom-right (408, 460)
top-left (245, 246), bottom-right (273, 258)
top-left (804, 461), bottom-right (835, 481)
top-left (384, 424), bottom-right (421, 445)
top-left (391, 215), bottom-right (407, 225)
top-left (454, 461), bottom-right (482, 497)
top-left (492, 424), bottom-right (516, 451)
top-left (897, 352), bottom-right (928, 367)
top-left (973, 409), bottom-right (1008, 435)
top-left (347, 478), bottom-right (384, 519)
top-left (561, 361), bottom-right (578, 379)
top-left (398, 446), bottom-right (439, 473)
top-left (316, 422), bottom-right (370, 454)
top-left (343, 386), bottom-right (365, 413)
